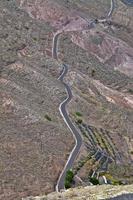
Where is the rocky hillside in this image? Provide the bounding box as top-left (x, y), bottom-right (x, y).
top-left (0, 0), bottom-right (133, 199)
top-left (0, 1), bottom-right (74, 199)
top-left (23, 185), bottom-right (133, 200)
top-left (19, 0), bottom-right (133, 188)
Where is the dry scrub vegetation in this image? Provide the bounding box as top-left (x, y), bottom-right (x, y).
top-left (0, 0), bottom-right (133, 199)
top-left (0, 1), bottom-right (74, 199)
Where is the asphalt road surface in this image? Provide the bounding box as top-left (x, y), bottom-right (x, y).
top-left (121, 0), bottom-right (133, 6)
top-left (106, 193), bottom-right (133, 200)
top-left (52, 30), bottom-right (83, 192)
top-left (56, 64), bottom-right (82, 192)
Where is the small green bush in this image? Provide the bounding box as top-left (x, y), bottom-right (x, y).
top-left (75, 112), bottom-right (82, 117)
top-left (128, 89), bottom-right (133, 94)
top-left (65, 170), bottom-right (74, 189)
top-left (45, 114), bottom-right (52, 121)
top-left (77, 119), bottom-right (82, 124)
top-left (90, 177), bottom-right (99, 185)
top-left (33, 37), bottom-right (37, 41)
top-left (65, 180), bottom-right (71, 189)
top-left (91, 69), bottom-right (96, 77)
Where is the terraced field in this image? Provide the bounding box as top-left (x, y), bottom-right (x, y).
top-left (74, 124), bottom-right (112, 174)
top-left (72, 122), bottom-right (129, 185)
top-left (56, 33), bottom-right (133, 184)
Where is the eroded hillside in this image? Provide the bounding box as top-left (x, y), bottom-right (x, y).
top-left (23, 185), bottom-right (133, 200)
top-left (17, 0), bottom-right (133, 185)
top-left (0, 1), bottom-right (74, 199)
top-left (0, 0), bottom-right (133, 199)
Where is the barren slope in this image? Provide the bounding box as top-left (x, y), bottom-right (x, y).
top-left (0, 1), bottom-right (74, 199)
top-left (23, 185), bottom-right (133, 200)
top-left (0, 0), bottom-right (133, 199)
top-left (18, 0), bottom-right (133, 185)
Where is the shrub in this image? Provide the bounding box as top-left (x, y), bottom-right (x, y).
top-left (65, 170), bottom-right (74, 189)
top-left (77, 119), bottom-right (82, 124)
top-left (45, 114), bottom-right (52, 121)
top-left (75, 112), bottom-right (82, 117)
top-left (128, 89), bottom-right (133, 94)
top-left (33, 37), bottom-right (37, 41)
top-left (90, 177), bottom-right (99, 185)
top-left (65, 180), bottom-right (71, 189)
top-left (130, 151), bottom-right (133, 154)
top-left (91, 69), bottom-right (96, 77)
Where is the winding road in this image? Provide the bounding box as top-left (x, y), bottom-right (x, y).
top-left (52, 0), bottom-right (116, 192)
top-left (52, 33), bottom-right (83, 191)
top-left (56, 64), bottom-right (82, 192)
top-left (97, 0), bottom-right (115, 23)
top-left (108, 0), bottom-right (115, 18)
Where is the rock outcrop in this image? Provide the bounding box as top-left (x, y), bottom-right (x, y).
top-left (23, 185), bottom-right (133, 200)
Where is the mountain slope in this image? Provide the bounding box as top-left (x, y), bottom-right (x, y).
top-left (0, 0), bottom-right (133, 199)
top-left (23, 185), bottom-right (133, 200)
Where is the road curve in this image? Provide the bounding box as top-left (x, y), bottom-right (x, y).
top-left (107, 0), bottom-right (115, 18)
top-left (52, 32), bottom-right (61, 60)
top-left (53, 35), bottom-right (82, 191)
top-left (98, 0), bottom-right (115, 23)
